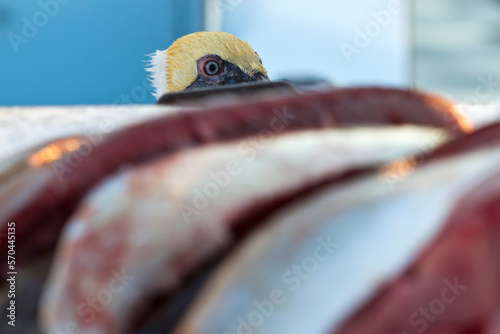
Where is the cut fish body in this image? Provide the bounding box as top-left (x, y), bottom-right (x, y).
top-left (174, 125), bottom-right (500, 334)
top-left (40, 126), bottom-right (448, 334)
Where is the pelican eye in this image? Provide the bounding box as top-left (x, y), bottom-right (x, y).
top-left (204, 61), bottom-right (220, 76)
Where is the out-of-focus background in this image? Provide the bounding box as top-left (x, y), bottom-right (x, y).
top-left (415, 0), bottom-right (500, 102)
top-left (1, 0), bottom-right (500, 106)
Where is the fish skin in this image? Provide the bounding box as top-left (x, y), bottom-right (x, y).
top-left (39, 126), bottom-right (447, 334)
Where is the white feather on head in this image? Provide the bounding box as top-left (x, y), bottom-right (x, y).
top-left (145, 50), bottom-right (168, 100)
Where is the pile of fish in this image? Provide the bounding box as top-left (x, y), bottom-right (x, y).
top-left (2, 86), bottom-right (499, 334)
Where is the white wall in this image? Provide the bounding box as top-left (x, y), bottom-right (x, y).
top-left (207, 0), bottom-right (411, 87)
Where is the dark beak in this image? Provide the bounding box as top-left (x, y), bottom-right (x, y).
top-left (250, 72), bottom-right (270, 82)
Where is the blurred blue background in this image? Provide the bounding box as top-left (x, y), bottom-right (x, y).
top-left (0, 0), bottom-right (203, 106)
top-left (1, 0), bottom-right (412, 106)
top-left (2, 0), bottom-right (499, 106)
